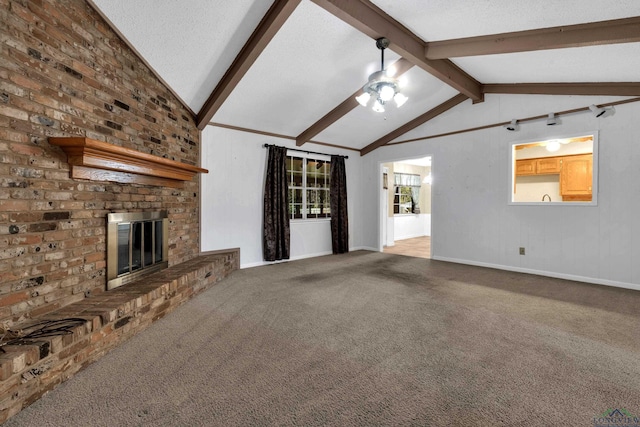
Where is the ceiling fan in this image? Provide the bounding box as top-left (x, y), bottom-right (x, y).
top-left (355, 37), bottom-right (408, 113)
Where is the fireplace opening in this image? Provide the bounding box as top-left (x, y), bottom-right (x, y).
top-left (107, 211), bottom-right (168, 290)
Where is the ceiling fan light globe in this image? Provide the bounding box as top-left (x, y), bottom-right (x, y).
top-left (372, 99), bottom-right (385, 113)
top-left (355, 92), bottom-right (371, 107)
top-left (386, 66), bottom-right (397, 77)
top-left (378, 85), bottom-right (395, 102)
top-left (394, 92), bottom-right (408, 108)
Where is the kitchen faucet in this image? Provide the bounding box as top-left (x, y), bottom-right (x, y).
top-left (542, 194), bottom-right (551, 202)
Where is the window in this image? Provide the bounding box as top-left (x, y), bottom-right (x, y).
top-left (393, 173), bottom-right (421, 214)
top-left (394, 186), bottom-right (413, 214)
top-left (509, 132), bottom-right (598, 205)
top-left (286, 155), bottom-right (331, 219)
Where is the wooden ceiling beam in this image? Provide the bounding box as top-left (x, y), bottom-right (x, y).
top-left (483, 83), bottom-right (640, 96)
top-left (209, 122), bottom-right (361, 152)
top-left (426, 16), bottom-right (640, 59)
top-left (195, 0), bottom-right (301, 130)
top-left (360, 93), bottom-right (468, 156)
top-left (311, 0), bottom-right (482, 102)
top-left (295, 58), bottom-right (414, 147)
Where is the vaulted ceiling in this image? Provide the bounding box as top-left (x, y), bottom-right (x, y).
top-left (88, 0), bottom-right (640, 155)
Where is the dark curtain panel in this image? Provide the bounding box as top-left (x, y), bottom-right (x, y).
top-left (263, 146), bottom-right (290, 261)
top-left (330, 155), bottom-right (349, 254)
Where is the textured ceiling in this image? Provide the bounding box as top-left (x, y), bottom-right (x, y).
top-left (212, 1), bottom-right (379, 137)
top-left (90, 0), bottom-right (275, 111)
top-left (371, 0), bottom-right (640, 40)
top-left (453, 43), bottom-right (640, 84)
top-left (89, 0), bottom-right (640, 153)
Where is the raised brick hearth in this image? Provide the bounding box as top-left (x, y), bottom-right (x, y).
top-left (0, 249), bottom-right (239, 423)
top-left (1, 0), bottom-right (224, 421)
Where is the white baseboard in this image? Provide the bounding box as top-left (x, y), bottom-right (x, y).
top-left (240, 247), bottom-right (379, 269)
top-left (350, 246), bottom-right (378, 252)
top-left (432, 256), bottom-right (640, 292)
top-left (290, 250), bottom-right (333, 261)
top-left (241, 250), bottom-right (334, 269)
top-left (241, 260), bottom-right (272, 269)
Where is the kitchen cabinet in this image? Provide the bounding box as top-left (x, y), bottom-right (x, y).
top-left (515, 157), bottom-right (561, 176)
top-left (536, 157), bottom-right (561, 174)
top-left (515, 159), bottom-right (536, 175)
top-left (514, 153), bottom-right (593, 202)
top-left (560, 154), bottom-right (592, 201)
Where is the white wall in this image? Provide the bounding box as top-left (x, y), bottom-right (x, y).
top-left (361, 94), bottom-right (640, 291)
top-left (200, 126), bottom-right (365, 268)
top-left (394, 214), bottom-right (431, 240)
top-left (513, 175), bottom-right (561, 203)
top-left (199, 94), bottom-right (640, 290)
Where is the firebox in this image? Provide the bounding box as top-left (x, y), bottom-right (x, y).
top-left (106, 211), bottom-right (169, 290)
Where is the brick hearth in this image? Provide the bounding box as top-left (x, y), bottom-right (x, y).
top-left (0, 249), bottom-right (239, 423)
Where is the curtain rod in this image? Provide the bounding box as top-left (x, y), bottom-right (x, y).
top-left (263, 144), bottom-right (348, 159)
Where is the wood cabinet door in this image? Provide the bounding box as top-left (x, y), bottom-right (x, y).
top-left (536, 157), bottom-right (561, 174)
top-left (561, 154), bottom-right (592, 195)
top-left (515, 159), bottom-right (536, 176)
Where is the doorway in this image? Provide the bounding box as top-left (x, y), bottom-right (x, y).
top-left (383, 236), bottom-right (431, 259)
top-left (380, 157), bottom-right (432, 259)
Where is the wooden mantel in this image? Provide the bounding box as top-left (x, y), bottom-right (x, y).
top-left (49, 137), bottom-right (208, 187)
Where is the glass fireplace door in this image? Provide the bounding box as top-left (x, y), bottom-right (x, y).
top-left (107, 211), bottom-right (168, 290)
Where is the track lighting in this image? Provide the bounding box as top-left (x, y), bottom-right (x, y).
top-left (546, 112), bottom-right (559, 126)
top-left (356, 37), bottom-right (408, 113)
top-left (505, 119), bottom-right (519, 132)
top-left (589, 104), bottom-right (614, 118)
top-left (589, 104), bottom-right (606, 117)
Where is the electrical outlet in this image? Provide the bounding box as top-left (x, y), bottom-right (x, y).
top-left (519, 247), bottom-right (525, 255)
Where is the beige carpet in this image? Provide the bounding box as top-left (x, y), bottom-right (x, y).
top-left (5, 251), bottom-right (640, 426)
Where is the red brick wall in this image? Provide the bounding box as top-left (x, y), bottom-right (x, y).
top-left (0, 0), bottom-right (202, 326)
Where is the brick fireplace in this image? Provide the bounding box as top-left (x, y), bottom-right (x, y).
top-left (0, 0), bottom-right (204, 327)
top-left (0, 0), bottom-right (238, 422)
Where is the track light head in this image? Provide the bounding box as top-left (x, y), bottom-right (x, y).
top-left (589, 104), bottom-right (614, 118)
top-left (589, 104), bottom-right (606, 117)
top-left (505, 119), bottom-right (519, 132)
